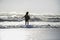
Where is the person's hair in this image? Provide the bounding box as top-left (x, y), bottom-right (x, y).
top-left (26, 12), bottom-right (29, 15)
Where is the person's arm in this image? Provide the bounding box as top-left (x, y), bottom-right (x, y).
top-left (21, 15), bottom-right (25, 19)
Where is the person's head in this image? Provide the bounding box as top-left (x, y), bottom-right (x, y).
top-left (26, 11), bottom-right (29, 15)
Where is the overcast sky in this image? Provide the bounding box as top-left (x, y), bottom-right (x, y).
top-left (0, 0), bottom-right (60, 15)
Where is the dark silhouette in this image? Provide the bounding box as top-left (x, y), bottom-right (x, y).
top-left (23, 12), bottom-right (30, 25)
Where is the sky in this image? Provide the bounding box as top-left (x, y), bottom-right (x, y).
top-left (0, 0), bottom-right (60, 15)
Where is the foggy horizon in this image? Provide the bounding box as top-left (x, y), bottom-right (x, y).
top-left (0, 0), bottom-right (60, 15)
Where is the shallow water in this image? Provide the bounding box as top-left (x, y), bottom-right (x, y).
top-left (0, 21), bottom-right (60, 26)
top-left (0, 21), bottom-right (60, 40)
top-left (0, 28), bottom-right (60, 40)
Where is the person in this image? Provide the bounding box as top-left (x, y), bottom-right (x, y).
top-left (23, 11), bottom-right (30, 25)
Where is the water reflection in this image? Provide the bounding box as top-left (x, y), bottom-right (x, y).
top-left (0, 28), bottom-right (60, 40)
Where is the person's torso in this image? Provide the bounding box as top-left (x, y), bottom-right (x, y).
top-left (25, 15), bottom-right (30, 20)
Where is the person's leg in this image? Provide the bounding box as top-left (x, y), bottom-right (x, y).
top-left (24, 21), bottom-right (26, 27)
top-left (25, 21), bottom-right (26, 25)
top-left (27, 21), bottom-right (29, 25)
top-left (25, 21), bottom-right (29, 25)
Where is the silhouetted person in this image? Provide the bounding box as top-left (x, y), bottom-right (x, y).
top-left (23, 12), bottom-right (30, 25)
